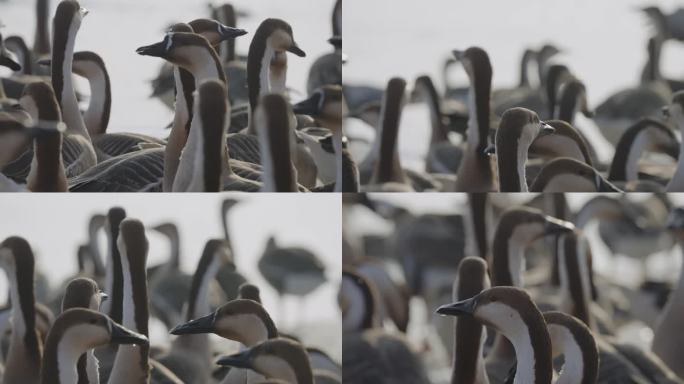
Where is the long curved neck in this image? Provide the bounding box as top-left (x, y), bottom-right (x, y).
top-left (370, 85), bottom-right (405, 185)
top-left (165, 230), bottom-right (180, 270)
top-left (88, 223), bottom-right (105, 278)
top-left (82, 62), bottom-right (111, 136)
top-left (52, 18), bottom-right (90, 139)
top-left (456, 73), bottom-right (493, 191)
top-left (258, 109), bottom-right (297, 192)
top-left (111, 241), bottom-right (150, 383)
top-left (28, 132), bottom-right (67, 192)
top-left (609, 125), bottom-right (650, 182)
top-left (468, 193), bottom-right (489, 260)
top-left (416, 78), bottom-right (448, 145)
top-left (104, 225), bottom-right (123, 324)
top-left (559, 234), bottom-right (595, 331)
top-left (163, 67), bottom-right (194, 192)
top-left (497, 136), bottom-right (529, 192)
top-left (187, 47), bottom-right (225, 88)
top-left (510, 321), bottom-right (553, 384)
top-left (34, 0), bottom-right (51, 55)
top-left (43, 332), bottom-right (80, 384)
top-left (247, 33), bottom-right (276, 126)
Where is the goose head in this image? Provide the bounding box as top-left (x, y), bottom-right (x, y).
top-left (497, 107), bottom-right (554, 150)
top-left (0, 236), bottom-right (35, 285)
top-left (254, 18), bottom-right (306, 57)
top-left (187, 18), bottom-right (248, 46)
top-left (557, 78), bottom-right (593, 121)
top-left (531, 158), bottom-right (621, 192)
top-left (452, 47), bottom-right (491, 86)
top-left (216, 338), bottom-right (313, 384)
top-left (238, 283), bottom-right (263, 303)
top-left (437, 287), bottom-right (553, 384)
top-left (53, 0), bottom-right (88, 43)
top-left (292, 85), bottom-right (345, 132)
top-left (44, 308), bottom-right (147, 361)
top-left (62, 277), bottom-right (108, 311)
top-left (171, 299), bottom-right (277, 346)
top-left (150, 222), bottom-right (178, 239)
top-left (137, 32), bottom-right (215, 69)
top-left (19, 81), bottom-right (62, 123)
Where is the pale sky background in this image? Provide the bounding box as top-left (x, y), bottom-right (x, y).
top-left (0, 193), bottom-right (342, 358)
top-left (344, 0), bottom-right (684, 170)
top-left (0, 0), bottom-right (336, 135)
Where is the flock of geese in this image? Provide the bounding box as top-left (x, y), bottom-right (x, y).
top-left (0, 0), bottom-right (343, 192)
top-left (343, 5), bottom-right (684, 192)
top-left (0, 197), bottom-right (339, 383)
top-left (342, 193), bottom-right (684, 383)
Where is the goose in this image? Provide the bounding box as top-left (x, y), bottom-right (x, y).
top-left (60, 277), bottom-right (108, 384)
top-left (593, 37), bottom-right (671, 145)
top-left (542, 311), bottom-right (600, 384)
top-left (448, 256), bottom-right (491, 384)
top-left (40, 308), bottom-right (149, 384)
top-left (107, 218), bottom-right (183, 384)
top-left (485, 207), bottom-right (574, 383)
top-left (216, 338), bottom-right (315, 384)
top-left (530, 158), bottom-right (622, 192)
top-left (607, 118), bottom-right (678, 187)
top-left (258, 235), bottom-right (326, 312)
top-left (291, 85), bottom-right (346, 191)
top-left (156, 239), bottom-right (234, 384)
top-left (494, 107), bottom-right (555, 192)
top-left (452, 47), bottom-right (496, 192)
top-left (306, 0), bottom-right (342, 95)
top-left (652, 207), bottom-right (684, 377)
top-left (0, 236), bottom-right (43, 384)
top-left (148, 222), bottom-right (192, 330)
top-left (69, 27), bottom-right (259, 192)
top-left (171, 298), bottom-right (278, 384)
top-left (48, 0), bottom-right (97, 176)
top-left (437, 287), bottom-right (555, 384)
top-left (37, 51), bottom-right (165, 160)
top-left (662, 91), bottom-right (684, 191)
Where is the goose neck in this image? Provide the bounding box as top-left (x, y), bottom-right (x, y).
top-left (82, 62), bottom-right (111, 136)
top-left (28, 132), bottom-right (67, 192)
top-left (666, 123), bottom-right (684, 191)
top-left (333, 131), bottom-right (343, 192)
top-left (558, 234), bottom-right (595, 330)
top-left (163, 67), bottom-right (194, 192)
top-left (34, 0), bottom-right (51, 55)
top-left (52, 18), bottom-right (90, 139)
top-left (497, 138), bottom-right (528, 192)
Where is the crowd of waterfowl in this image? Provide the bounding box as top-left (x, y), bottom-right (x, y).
top-left (0, 0), bottom-right (342, 192)
top-left (0, 197), bottom-right (340, 383)
top-left (343, 5), bottom-right (684, 192)
top-left (342, 193), bottom-right (684, 383)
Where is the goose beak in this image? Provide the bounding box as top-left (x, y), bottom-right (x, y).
top-left (100, 292), bottom-right (109, 303)
top-left (110, 322), bottom-right (148, 346)
top-left (544, 217), bottom-right (575, 235)
top-left (451, 50), bottom-right (464, 60)
top-left (662, 106), bottom-right (670, 118)
top-left (136, 41), bottom-right (168, 58)
top-left (80, 7), bottom-right (89, 17)
top-left (328, 36), bottom-right (342, 48)
top-left (0, 49), bottom-right (21, 71)
top-left (170, 313), bottom-right (215, 335)
top-left (218, 25), bottom-right (248, 39)
top-left (292, 92), bottom-right (323, 116)
top-left (216, 350), bottom-right (252, 368)
top-left (436, 297), bottom-right (477, 317)
top-left (539, 122), bottom-right (555, 136)
top-left (36, 58), bottom-right (51, 67)
top-left (287, 42), bottom-right (306, 57)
